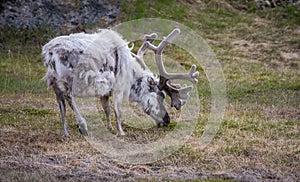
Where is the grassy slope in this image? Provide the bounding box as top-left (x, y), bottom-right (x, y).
top-left (0, 0), bottom-right (299, 181)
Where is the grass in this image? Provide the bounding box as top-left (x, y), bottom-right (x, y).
top-left (0, 56), bottom-right (46, 94)
top-left (1, 0), bottom-right (300, 181)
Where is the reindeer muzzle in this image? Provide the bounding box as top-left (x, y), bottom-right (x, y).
top-left (162, 112), bottom-right (170, 126)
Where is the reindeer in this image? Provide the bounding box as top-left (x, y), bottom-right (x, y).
top-left (42, 28), bottom-right (199, 137)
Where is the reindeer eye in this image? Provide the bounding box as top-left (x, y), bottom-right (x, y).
top-left (147, 77), bottom-right (157, 86)
top-left (158, 91), bottom-right (166, 99)
top-left (147, 77), bottom-right (158, 92)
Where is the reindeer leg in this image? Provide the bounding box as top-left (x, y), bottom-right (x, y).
top-left (66, 95), bottom-right (88, 136)
top-left (58, 100), bottom-right (68, 137)
top-left (53, 84), bottom-right (69, 137)
top-left (112, 93), bottom-right (125, 136)
top-left (100, 96), bottom-right (113, 130)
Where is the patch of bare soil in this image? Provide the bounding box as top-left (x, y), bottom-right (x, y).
top-left (217, 14), bottom-right (300, 70)
top-left (229, 37), bottom-right (299, 68)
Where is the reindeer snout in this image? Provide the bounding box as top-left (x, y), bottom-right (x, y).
top-left (171, 100), bottom-right (181, 110)
top-left (163, 112), bottom-right (170, 125)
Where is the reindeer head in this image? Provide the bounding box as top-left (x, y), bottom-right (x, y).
top-left (129, 76), bottom-right (170, 126)
top-left (130, 28), bottom-right (199, 126)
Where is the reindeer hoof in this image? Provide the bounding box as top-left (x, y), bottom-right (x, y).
top-left (107, 124), bottom-right (114, 131)
top-left (118, 131), bottom-right (125, 136)
top-left (79, 128), bottom-right (88, 136)
top-left (77, 124), bottom-right (88, 136)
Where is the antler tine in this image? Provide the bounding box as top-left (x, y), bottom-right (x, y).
top-left (137, 33), bottom-right (158, 57)
top-left (131, 33), bottom-right (158, 70)
top-left (145, 28), bottom-right (199, 84)
top-left (146, 28), bottom-right (180, 53)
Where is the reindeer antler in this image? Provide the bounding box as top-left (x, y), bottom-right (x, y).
top-left (132, 28), bottom-right (199, 110)
top-left (145, 28), bottom-right (199, 110)
top-left (145, 28), bottom-right (199, 84)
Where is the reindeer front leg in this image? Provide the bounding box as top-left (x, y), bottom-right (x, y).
top-left (53, 84), bottom-right (69, 137)
top-left (66, 95), bottom-right (88, 136)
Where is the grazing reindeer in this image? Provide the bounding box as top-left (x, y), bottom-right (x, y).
top-left (42, 28), bottom-right (199, 137)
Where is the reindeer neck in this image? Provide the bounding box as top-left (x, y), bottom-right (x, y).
top-left (131, 58), bottom-right (154, 81)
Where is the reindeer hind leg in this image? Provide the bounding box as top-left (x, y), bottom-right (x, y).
top-left (53, 84), bottom-right (69, 137)
top-left (100, 96), bottom-right (113, 130)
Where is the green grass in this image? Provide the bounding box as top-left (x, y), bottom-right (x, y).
top-left (224, 61), bottom-right (300, 104)
top-left (121, 0), bottom-right (188, 21)
top-left (0, 0), bottom-right (299, 181)
top-left (0, 55), bottom-right (46, 94)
